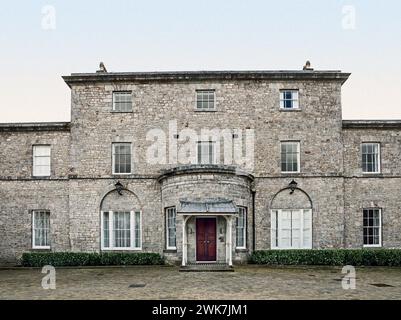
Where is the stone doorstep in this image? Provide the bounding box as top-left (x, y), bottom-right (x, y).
top-left (179, 263), bottom-right (235, 272)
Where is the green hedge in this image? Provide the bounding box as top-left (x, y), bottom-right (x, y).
top-left (21, 252), bottom-right (165, 267)
top-left (249, 249), bottom-right (401, 266)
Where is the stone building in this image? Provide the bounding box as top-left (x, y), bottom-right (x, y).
top-left (1, 65), bottom-right (400, 266)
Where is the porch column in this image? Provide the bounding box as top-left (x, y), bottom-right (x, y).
top-left (228, 216), bottom-right (233, 266)
top-left (182, 215), bottom-right (189, 266)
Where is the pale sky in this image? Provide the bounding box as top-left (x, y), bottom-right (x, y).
top-left (0, 0), bottom-right (400, 123)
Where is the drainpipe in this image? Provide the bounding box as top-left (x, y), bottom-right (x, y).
top-left (252, 189), bottom-right (256, 252)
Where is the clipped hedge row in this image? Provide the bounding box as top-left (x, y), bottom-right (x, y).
top-left (21, 252), bottom-right (165, 267)
top-left (249, 249), bottom-right (401, 266)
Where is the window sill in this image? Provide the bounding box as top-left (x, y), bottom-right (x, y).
top-left (32, 176), bottom-right (51, 179)
top-left (235, 248), bottom-right (248, 253)
top-left (281, 172), bottom-right (301, 175)
top-left (112, 173), bottom-right (133, 176)
top-left (194, 109), bottom-right (217, 112)
top-left (101, 248), bottom-right (142, 251)
top-left (163, 249), bottom-right (177, 253)
top-left (279, 108), bottom-right (302, 112)
top-left (110, 111), bottom-right (134, 114)
top-left (31, 247), bottom-right (51, 250)
top-left (363, 245), bottom-right (382, 248)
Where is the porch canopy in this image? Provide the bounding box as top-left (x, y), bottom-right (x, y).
top-left (177, 198), bottom-right (237, 215)
top-left (178, 198), bottom-right (237, 267)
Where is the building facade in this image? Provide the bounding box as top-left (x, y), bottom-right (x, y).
top-left (1, 67), bottom-right (401, 266)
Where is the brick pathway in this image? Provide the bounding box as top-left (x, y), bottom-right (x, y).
top-left (0, 265), bottom-right (400, 300)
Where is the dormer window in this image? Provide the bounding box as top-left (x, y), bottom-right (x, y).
top-left (280, 90), bottom-right (299, 109)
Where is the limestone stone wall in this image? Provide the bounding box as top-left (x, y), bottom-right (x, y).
top-left (2, 73), bottom-right (401, 265)
top-left (343, 127), bottom-right (401, 248)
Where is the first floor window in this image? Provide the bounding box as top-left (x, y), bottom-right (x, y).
top-left (33, 145), bottom-right (51, 177)
top-left (362, 143), bottom-right (380, 173)
top-left (112, 143), bottom-right (132, 174)
top-left (236, 207), bottom-right (247, 248)
top-left (281, 141), bottom-right (300, 173)
top-left (197, 141), bottom-right (216, 164)
top-left (271, 209), bottom-right (312, 249)
top-left (101, 211), bottom-right (141, 249)
top-left (363, 208), bottom-right (382, 247)
top-left (166, 207), bottom-right (176, 249)
top-left (32, 210), bottom-right (50, 248)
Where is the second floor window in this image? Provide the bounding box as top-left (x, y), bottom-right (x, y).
top-left (281, 141), bottom-right (300, 173)
top-left (113, 92), bottom-right (132, 112)
top-left (197, 141), bottom-right (216, 164)
top-left (280, 90), bottom-right (299, 109)
top-left (362, 143), bottom-right (380, 173)
top-left (112, 143), bottom-right (132, 174)
top-left (33, 145), bottom-right (51, 177)
top-left (196, 90), bottom-right (215, 110)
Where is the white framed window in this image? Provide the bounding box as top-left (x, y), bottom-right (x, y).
top-left (165, 207), bottom-right (176, 250)
top-left (363, 208), bottom-right (382, 247)
top-left (197, 141), bottom-right (216, 164)
top-left (101, 210), bottom-right (141, 250)
top-left (32, 210), bottom-right (50, 249)
top-left (112, 143), bottom-right (132, 174)
top-left (271, 209), bottom-right (312, 249)
top-left (236, 207), bottom-right (247, 249)
top-left (280, 90), bottom-right (299, 109)
top-left (112, 91), bottom-right (132, 112)
top-left (362, 143), bottom-right (380, 173)
top-left (281, 141), bottom-right (300, 173)
top-left (196, 90), bottom-right (215, 110)
top-left (33, 145), bottom-right (51, 177)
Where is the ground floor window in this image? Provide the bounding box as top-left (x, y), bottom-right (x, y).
top-left (363, 208), bottom-right (382, 247)
top-left (166, 207), bottom-right (176, 249)
top-left (236, 207), bottom-right (247, 249)
top-left (32, 210), bottom-right (50, 249)
top-left (271, 209), bottom-right (312, 249)
top-left (101, 211), bottom-right (141, 250)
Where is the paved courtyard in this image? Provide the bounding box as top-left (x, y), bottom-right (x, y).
top-left (0, 265), bottom-right (400, 300)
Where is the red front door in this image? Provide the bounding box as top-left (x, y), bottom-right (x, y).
top-left (196, 218), bottom-right (217, 261)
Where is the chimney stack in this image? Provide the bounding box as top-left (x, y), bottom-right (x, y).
top-left (303, 60), bottom-right (314, 71)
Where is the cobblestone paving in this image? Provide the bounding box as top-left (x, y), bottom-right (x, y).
top-left (0, 265), bottom-right (400, 300)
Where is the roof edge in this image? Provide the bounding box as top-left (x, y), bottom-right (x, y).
top-left (63, 70), bottom-right (351, 86)
top-left (343, 120), bottom-right (401, 129)
top-left (0, 122), bottom-right (71, 132)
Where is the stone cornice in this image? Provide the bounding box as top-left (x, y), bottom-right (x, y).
top-left (342, 120), bottom-right (401, 129)
top-left (63, 70), bottom-right (351, 87)
top-left (0, 122), bottom-right (70, 132)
